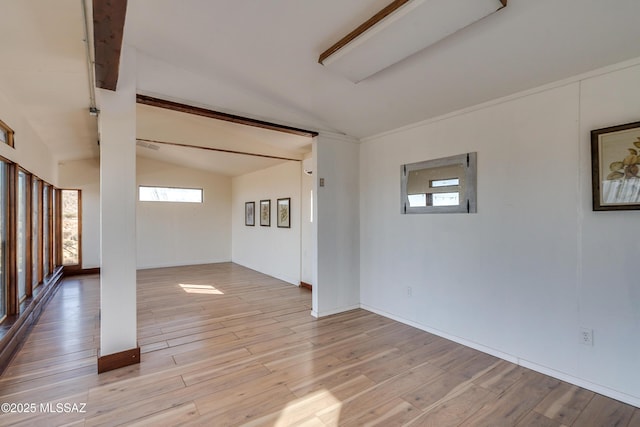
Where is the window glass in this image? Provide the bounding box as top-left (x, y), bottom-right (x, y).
top-left (32, 180), bottom-right (40, 287)
top-left (18, 171), bottom-right (27, 300)
top-left (431, 178), bottom-right (460, 188)
top-left (139, 186), bottom-right (203, 203)
top-left (0, 162), bottom-right (6, 319)
top-left (432, 192), bottom-right (460, 206)
top-left (62, 190), bottom-right (80, 266)
top-left (43, 185), bottom-right (50, 277)
top-left (52, 189), bottom-right (59, 268)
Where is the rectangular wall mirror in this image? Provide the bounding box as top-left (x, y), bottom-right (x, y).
top-left (401, 152), bottom-right (477, 214)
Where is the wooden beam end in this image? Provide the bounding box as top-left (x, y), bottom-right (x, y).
top-left (97, 346), bottom-right (140, 373)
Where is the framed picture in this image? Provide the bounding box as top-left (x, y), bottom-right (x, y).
top-left (277, 198), bottom-right (291, 228)
top-left (591, 120), bottom-right (640, 211)
top-left (245, 201), bottom-right (255, 226)
top-left (260, 199), bottom-right (271, 226)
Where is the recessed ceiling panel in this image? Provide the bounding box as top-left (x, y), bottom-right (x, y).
top-left (135, 103), bottom-right (312, 176)
top-left (322, 0), bottom-right (505, 82)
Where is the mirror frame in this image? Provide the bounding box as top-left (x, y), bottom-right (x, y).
top-left (401, 152), bottom-right (477, 214)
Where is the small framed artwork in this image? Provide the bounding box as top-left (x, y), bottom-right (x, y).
top-left (277, 198), bottom-right (291, 228)
top-left (245, 201), bottom-right (255, 226)
top-left (260, 199), bottom-right (271, 226)
top-left (591, 120), bottom-right (640, 211)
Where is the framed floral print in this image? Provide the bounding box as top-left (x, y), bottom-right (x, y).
top-left (245, 201), bottom-right (255, 226)
top-left (277, 198), bottom-right (290, 228)
top-left (591, 121), bottom-right (640, 210)
top-left (260, 199), bottom-right (271, 226)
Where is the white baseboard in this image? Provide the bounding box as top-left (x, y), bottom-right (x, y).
top-left (518, 359), bottom-right (640, 408)
top-left (360, 303), bottom-right (640, 409)
top-left (315, 304), bottom-right (361, 318)
top-left (360, 304), bottom-right (519, 364)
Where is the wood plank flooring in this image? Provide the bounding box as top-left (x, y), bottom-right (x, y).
top-left (0, 262), bottom-right (638, 426)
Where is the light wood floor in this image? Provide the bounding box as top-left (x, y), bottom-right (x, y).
top-left (0, 263), bottom-right (638, 426)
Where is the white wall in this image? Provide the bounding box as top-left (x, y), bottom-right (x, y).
top-left (136, 156), bottom-right (231, 269)
top-left (58, 158), bottom-right (101, 268)
top-left (0, 90), bottom-right (56, 184)
top-left (359, 59), bottom-right (640, 406)
top-left (58, 155), bottom-right (233, 271)
top-left (314, 134), bottom-right (360, 317)
top-left (231, 161), bottom-right (301, 285)
top-left (577, 63), bottom-right (640, 402)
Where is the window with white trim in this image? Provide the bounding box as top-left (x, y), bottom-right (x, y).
top-left (139, 186), bottom-right (203, 203)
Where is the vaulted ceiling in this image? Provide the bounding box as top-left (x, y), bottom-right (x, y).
top-left (3, 0), bottom-right (640, 176)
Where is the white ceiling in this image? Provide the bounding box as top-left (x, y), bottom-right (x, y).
top-left (0, 0), bottom-right (98, 163)
top-left (3, 0), bottom-right (640, 175)
top-left (127, 0), bottom-right (640, 138)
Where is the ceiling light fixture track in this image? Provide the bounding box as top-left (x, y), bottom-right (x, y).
top-left (319, 0), bottom-right (507, 82)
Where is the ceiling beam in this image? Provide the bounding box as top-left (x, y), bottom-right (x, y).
top-left (93, 0), bottom-right (128, 91)
top-left (136, 138), bottom-right (301, 162)
top-left (319, 0), bottom-right (410, 64)
top-left (136, 95), bottom-right (318, 138)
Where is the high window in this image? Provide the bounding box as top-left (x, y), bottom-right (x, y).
top-left (0, 119), bottom-right (14, 148)
top-left (139, 186), bottom-right (203, 203)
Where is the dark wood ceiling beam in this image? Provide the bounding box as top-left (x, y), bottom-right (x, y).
top-left (136, 95), bottom-right (318, 138)
top-left (136, 138), bottom-right (301, 162)
top-left (319, 0), bottom-right (410, 64)
top-left (93, 0), bottom-right (128, 91)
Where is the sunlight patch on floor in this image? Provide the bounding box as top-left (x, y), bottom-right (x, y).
top-left (179, 283), bottom-right (224, 295)
top-left (274, 389), bottom-right (342, 426)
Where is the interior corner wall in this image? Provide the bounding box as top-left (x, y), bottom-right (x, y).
top-left (58, 158), bottom-right (101, 269)
top-left (300, 161), bottom-right (314, 285)
top-left (231, 161), bottom-right (301, 285)
top-left (136, 156), bottom-right (232, 269)
top-left (359, 60), bottom-right (640, 406)
top-left (314, 134), bottom-right (360, 317)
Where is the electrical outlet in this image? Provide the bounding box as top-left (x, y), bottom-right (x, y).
top-left (580, 328), bottom-right (593, 346)
top-left (406, 286), bottom-right (412, 297)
